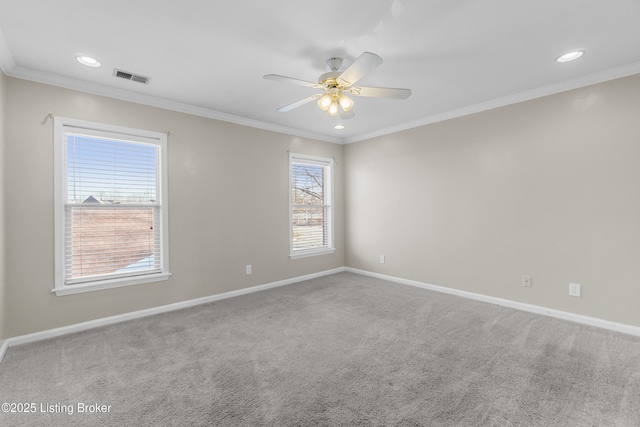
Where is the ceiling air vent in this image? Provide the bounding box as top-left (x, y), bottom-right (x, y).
top-left (113, 68), bottom-right (150, 84)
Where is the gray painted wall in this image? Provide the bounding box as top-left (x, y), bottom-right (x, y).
top-left (0, 71), bottom-right (6, 343)
top-left (345, 74), bottom-right (640, 327)
top-left (3, 72), bottom-right (640, 339)
top-left (3, 77), bottom-right (344, 337)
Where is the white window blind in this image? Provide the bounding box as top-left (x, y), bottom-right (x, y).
top-left (54, 118), bottom-right (169, 295)
top-left (289, 153), bottom-right (334, 258)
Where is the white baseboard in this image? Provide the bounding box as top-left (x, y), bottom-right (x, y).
top-left (3, 265), bottom-right (639, 366)
top-left (0, 340), bottom-right (8, 364)
top-left (0, 267), bottom-right (346, 363)
top-left (345, 267), bottom-right (640, 337)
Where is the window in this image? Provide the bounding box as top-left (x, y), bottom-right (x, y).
top-left (289, 153), bottom-right (334, 259)
top-left (53, 117), bottom-right (170, 295)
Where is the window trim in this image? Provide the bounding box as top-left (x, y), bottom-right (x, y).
top-left (289, 152), bottom-right (335, 259)
top-left (53, 117), bottom-right (170, 296)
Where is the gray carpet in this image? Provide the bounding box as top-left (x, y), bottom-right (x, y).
top-left (1, 272), bottom-right (640, 426)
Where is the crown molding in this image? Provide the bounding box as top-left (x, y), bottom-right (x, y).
top-left (5, 58), bottom-right (640, 146)
top-left (0, 24), bottom-right (16, 73)
top-left (344, 61), bottom-right (640, 144)
top-left (4, 66), bottom-right (343, 145)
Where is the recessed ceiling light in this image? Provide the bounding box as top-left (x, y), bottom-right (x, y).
top-left (556, 50), bottom-right (584, 63)
top-left (76, 56), bottom-right (101, 67)
top-left (334, 125), bottom-right (345, 130)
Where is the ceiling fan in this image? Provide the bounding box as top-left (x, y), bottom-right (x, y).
top-left (264, 52), bottom-right (411, 119)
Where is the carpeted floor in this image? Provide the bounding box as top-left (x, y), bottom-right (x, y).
top-left (1, 272), bottom-right (640, 426)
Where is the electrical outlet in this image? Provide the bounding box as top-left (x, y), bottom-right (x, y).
top-left (246, 265), bottom-right (252, 275)
top-left (379, 255), bottom-right (385, 264)
top-left (522, 276), bottom-right (532, 287)
top-left (569, 282), bottom-right (581, 297)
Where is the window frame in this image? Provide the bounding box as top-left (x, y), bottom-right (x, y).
top-left (289, 152), bottom-right (335, 259)
top-left (53, 117), bottom-right (170, 296)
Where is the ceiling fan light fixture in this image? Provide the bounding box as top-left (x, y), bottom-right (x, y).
top-left (317, 93), bottom-right (333, 111)
top-left (327, 101), bottom-right (340, 117)
top-left (338, 93), bottom-right (354, 112)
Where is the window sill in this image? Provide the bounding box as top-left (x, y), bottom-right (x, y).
top-left (290, 248), bottom-right (336, 260)
top-left (52, 272), bottom-right (171, 296)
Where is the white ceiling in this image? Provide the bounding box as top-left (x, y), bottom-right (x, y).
top-left (1, 0), bottom-right (639, 144)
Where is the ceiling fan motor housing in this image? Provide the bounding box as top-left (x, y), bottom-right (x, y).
top-left (318, 71), bottom-right (342, 86)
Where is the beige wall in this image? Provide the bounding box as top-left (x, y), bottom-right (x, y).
top-left (345, 74), bottom-right (640, 327)
top-left (0, 70), bottom-right (6, 343)
top-left (4, 77), bottom-right (344, 337)
top-left (4, 72), bottom-right (640, 339)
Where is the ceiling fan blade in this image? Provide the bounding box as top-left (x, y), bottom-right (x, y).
top-left (349, 86), bottom-right (411, 99)
top-left (263, 74), bottom-right (321, 88)
top-left (340, 109), bottom-right (356, 120)
top-left (336, 52), bottom-right (383, 87)
top-left (277, 94), bottom-right (322, 112)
